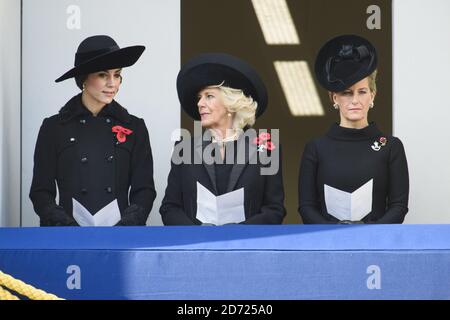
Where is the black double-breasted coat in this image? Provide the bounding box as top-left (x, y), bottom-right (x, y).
top-left (160, 135), bottom-right (286, 225)
top-left (30, 94), bottom-right (156, 226)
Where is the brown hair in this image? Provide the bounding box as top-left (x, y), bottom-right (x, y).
top-left (328, 69), bottom-right (377, 102)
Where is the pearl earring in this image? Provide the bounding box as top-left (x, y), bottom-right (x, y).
top-left (227, 113), bottom-right (232, 117)
top-left (333, 103), bottom-right (339, 110)
top-left (369, 102), bottom-right (374, 109)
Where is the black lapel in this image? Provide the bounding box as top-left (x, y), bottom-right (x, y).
top-left (99, 100), bottom-right (131, 124)
top-left (59, 94), bottom-right (90, 123)
top-left (226, 135), bottom-right (257, 192)
top-left (194, 138), bottom-right (218, 194)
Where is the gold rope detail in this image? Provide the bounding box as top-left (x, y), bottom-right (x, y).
top-left (0, 270), bottom-right (64, 300)
top-left (0, 285), bottom-right (20, 300)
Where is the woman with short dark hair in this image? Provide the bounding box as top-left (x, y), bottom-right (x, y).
top-left (30, 35), bottom-right (156, 226)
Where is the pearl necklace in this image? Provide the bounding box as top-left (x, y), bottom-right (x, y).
top-left (211, 131), bottom-right (240, 149)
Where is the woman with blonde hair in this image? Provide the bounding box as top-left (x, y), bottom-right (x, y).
top-left (298, 35), bottom-right (409, 224)
top-left (160, 53), bottom-right (285, 225)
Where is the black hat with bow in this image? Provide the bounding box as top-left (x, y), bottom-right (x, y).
top-left (314, 34), bottom-right (377, 92)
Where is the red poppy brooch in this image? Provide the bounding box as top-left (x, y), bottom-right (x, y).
top-left (371, 136), bottom-right (387, 151)
top-left (253, 132), bottom-right (276, 152)
top-left (112, 125), bottom-right (133, 143)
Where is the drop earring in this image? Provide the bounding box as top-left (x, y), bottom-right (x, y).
top-left (369, 102), bottom-right (374, 109)
top-left (333, 103), bottom-right (339, 110)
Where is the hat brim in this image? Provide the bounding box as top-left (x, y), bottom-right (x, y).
top-left (314, 34), bottom-right (377, 92)
top-left (55, 45), bottom-right (145, 82)
top-left (176, 53), bottom-right (268, 120)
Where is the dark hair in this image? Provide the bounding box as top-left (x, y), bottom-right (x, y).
top-left (75, 75), bottom-right (88, 90)
top-left (74, 72), bottom-right (123, 90)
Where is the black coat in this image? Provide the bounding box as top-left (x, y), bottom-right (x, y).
top-left (160, 135), bottom-right (286, 225)
top-left (298, 123), bottom-right (409, 224)
top-left (30, 94), bottom-right (156, 226)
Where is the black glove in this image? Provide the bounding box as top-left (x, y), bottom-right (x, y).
top-left (338, 220), bottom-right (365, 224)
top-left (116, 204), bottom-right (148, 226)
top-left (40, 205), bottom-right (78, 226)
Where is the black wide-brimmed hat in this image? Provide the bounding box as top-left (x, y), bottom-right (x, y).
top-left (176, 53), bottom-right (268, 120)
top-left (314, 34), bottom-right (377, 92)
top-left (55, 35), bottom-right (145, 82)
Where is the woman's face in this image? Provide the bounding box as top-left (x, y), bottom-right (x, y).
top-left (333, 77), bottom-right (375, 127)
top-left (197, 87), bottom-right (231, 130)
top-left (83, 68), bottom-right (122, 107)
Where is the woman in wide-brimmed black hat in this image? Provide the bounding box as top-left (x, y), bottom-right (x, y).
top-left (30, 35), bottom-right (156, 226)
top-left (160, 53), bottom-right (286, 225)
top-left (298, 34), bottom-right (409, 224)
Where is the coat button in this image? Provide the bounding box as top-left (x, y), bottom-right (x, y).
top-left (106, 118), bottom-right (111, 124)
top-left (81, 188), bottom-right (88, 194)
top-left (105, 187), bottom-right (112, 193)
top-left (107, 155), bottom-right (114, 162)
top-left (79, 119), bottom-right (86, 124)
top-left (81, 156), bottom-right (88, 163)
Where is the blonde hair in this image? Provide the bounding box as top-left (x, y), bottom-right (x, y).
top-left (328, 69), bottom-right (378, 102)
top-left (209, 82), bottom-right (258, 129)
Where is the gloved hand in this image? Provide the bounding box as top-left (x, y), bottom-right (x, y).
top-left (116, 204), bottom-right (148, 226)
top-left (338, 220), bottom-right (365, 224)
top-left (40, 205), bottom-right (78, 226)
